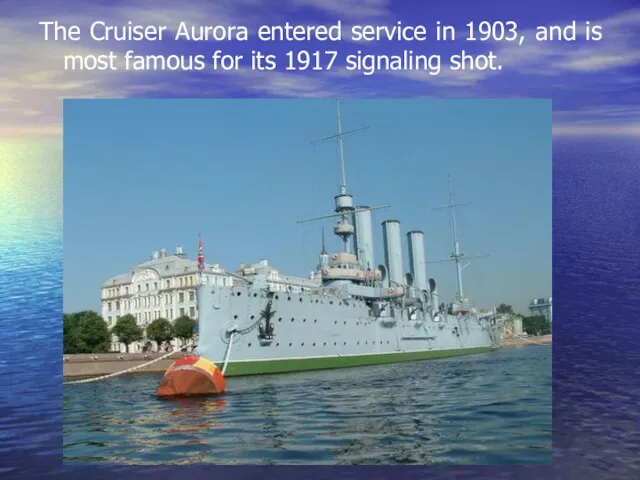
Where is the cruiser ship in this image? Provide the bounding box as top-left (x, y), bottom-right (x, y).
top-left (195, 101), bottom-right (503, 376)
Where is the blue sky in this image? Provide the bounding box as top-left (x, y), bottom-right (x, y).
top-left (63, 99), bottom-right (551, 314)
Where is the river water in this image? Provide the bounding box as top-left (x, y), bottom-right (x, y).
top-left (63, 345), bottom-right (551, 465)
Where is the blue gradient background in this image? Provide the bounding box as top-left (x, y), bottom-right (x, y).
top-left (1, 0), bottom-right (639, 478)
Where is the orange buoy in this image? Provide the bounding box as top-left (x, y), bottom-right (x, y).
top-left (156, 355), bottom-right (226, 398)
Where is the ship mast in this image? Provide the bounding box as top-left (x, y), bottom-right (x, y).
top-left (296, 100), bottom-right (390, 251)
top-left (447, 175), bottom-right (465, 300)
top-left (337, 100), bottom-right (348, 196)
top-left (430, 175), bottom-right (488, 303)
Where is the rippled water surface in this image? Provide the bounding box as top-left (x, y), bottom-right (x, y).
top-left (63, 346), bottom-right (551, 465)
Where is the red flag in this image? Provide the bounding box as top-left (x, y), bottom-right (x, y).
top-left (197, 237), bottom-right (205, 272)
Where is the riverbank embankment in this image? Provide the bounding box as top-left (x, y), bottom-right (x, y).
top-left (63, 352), bottom-right (183, 381)
top-left (501, 334), bottom-right (552, 347)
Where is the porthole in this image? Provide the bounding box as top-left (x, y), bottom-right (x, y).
top-left (312, 343), bottom-right (316, 346)
top-left (301, 343), bottom-right (305, 346)
top-left (237, 292), bottom-right (241, 296)
top-left (278, 317), bottom-right (282, 322)
top-left (291, 318), bottom-right (295, 322)
top-left (250, 315), bottom-right (255, 320)
top-left (253, 293), bottom-right (257, 298)
top-left (288, 296), bottom-right (291, 301)
top-left (233, 314), bottom-right (238, 319)
top-left (248, 343), bottom-right (252, 347)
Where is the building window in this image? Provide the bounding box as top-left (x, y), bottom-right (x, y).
top-left (108, 302), bottom-right (112, 311)
top-left (189, 307), bottom-right (195, 318)
top-left (145, 283), bottom-right (149, 291)
top-left (166, 280), bottom-right (170, 289)
top-left (116, 315), bottom-right (120, 321)
top-left (180, 308), bottom-right (185, 317)
top-left (116, 301), bottom-right (120, 310)
top-left (179, 293), bottom-right (184, 303)
top-left (154, 282), bottom-right (158, 290)
top-left (125, 287), bottom-right (129, 295)
top-left (189, 291), bottom-right (195, 302)
top-left (137, 285), bottom-right (141, 293)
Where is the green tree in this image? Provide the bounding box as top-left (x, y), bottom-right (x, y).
top-left (64, 313), bottom-right (82, 354)
top-left (146, 317), bottom-right (174, 351)
top-left (63, 311), bottom-right (111, 354)
top-left (111, 314), bottom-right (144, 353)
top-left (174, 315), bottom-right (197, 347)
top-left (522, 315), bottom-right (551, 336)
top-left (496, 304), bottom-right (515, 316)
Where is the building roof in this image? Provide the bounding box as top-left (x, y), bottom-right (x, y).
top-left (102, 254), bottom-right (226, 287)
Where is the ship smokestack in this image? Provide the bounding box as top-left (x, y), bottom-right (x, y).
top-left (382, 220), bottom-right (403, 286)
top-left (407, 230), bottom-right (427, 291)
top-left (429, 278), bottom-right (438, 309)
top-left (353, 206), bottom-right (374, 270)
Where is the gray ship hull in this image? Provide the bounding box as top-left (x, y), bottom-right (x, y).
top-left (196, 281), bottom-right (501, 377)
top-left (194, 101), bottom-right (503, 376)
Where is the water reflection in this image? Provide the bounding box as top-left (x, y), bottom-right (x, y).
top-left (164, 397), bottom-right (227, 435)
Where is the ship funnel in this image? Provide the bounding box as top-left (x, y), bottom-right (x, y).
top-left (407, 230), bottom-right (428, 291)
top-left (429, 278), bottom-right (438, 308)
top-left (382, 220), bottom-right (404, 286)
top-left (353, 206), bottom-right (374, 270)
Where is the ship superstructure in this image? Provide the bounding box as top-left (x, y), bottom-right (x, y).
top-left (195, 101), bottom-right (503, 376)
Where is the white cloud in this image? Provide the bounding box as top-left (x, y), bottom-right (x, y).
top-left (553, 105), bottom-right (639, 120)
top-left (1, 2), bottom-right (639, 138)
top-left (553, 123), bottom-right (640, 136)
top-left (552, 104), bottom-right (640, 136)
top-left (0, 2), bottom-right (329, 138)
top-left (290, 0), bottom-right (389, 20)
top-left (218, 69), bottom-right (337, 97)
top-left (385, 8), bottom-right (640, 85)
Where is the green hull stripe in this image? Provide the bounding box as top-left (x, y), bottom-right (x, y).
top-left (221, 347), bottom-right (493, 377)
